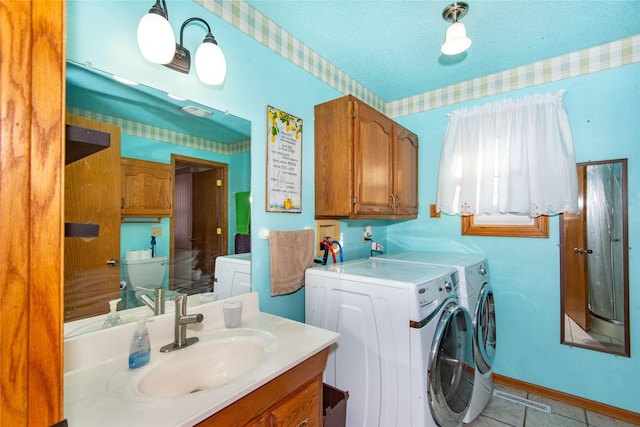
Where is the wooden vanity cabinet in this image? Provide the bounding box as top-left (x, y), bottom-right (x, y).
top-left (198, 348), bottom-right (329, 427)
top-left (121, 158), bottom-right (173, 219)
top-left (314, 95), bottom-right (418, 219)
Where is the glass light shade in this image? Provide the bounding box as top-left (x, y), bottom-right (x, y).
top-left (441, 22), bottom-right (472, 55)
top-left (137, 13), bottom-right (176, 64)
top-left (195, 41), bottom-right (227, 85)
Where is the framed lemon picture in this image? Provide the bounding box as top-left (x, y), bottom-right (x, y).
top-left (266, 106), bottom-right (302, 213)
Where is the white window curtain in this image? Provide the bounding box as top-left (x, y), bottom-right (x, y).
top-left (436, 90), bottom-right (578, 217)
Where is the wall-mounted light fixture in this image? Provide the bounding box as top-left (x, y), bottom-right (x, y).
top-left (441, 2), bottom-right (472, 55)
top-left (137, 0), bottom-right (227, 85)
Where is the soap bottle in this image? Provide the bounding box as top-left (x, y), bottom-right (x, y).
top-left (102, 298), bottom-right (123, 329)
top-left (128, 316), bottom-right (151, 369)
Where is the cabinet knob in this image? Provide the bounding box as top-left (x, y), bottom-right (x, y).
top-left (296, 419), bottom-right (309, 427)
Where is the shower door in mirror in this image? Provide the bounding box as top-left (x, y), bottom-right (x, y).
top-left (560, 158), bottom-right (629, 356)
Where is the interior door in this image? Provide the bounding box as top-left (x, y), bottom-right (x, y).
top-left (562, 165), bottom-right (589, 330)
top-left (64, 114), bottom-right (121, 322)
top-left (171, 157), bottom-right (228, 293)
top-left (192, 168), bottom-right (224, 281)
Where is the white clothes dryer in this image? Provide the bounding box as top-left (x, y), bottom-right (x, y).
top-left (305, 258), bottom-right (474, 427)
top-left (371, 252), bottom-right (496, 423)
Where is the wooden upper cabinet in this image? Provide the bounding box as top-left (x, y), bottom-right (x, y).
top-left (353, 100), bottom-right (395, 216)
top-left (314, 95), bottom-right (418, 219)
top-left (121, 158), bottom-right (173, 219)
top-left (394, 123), bottom-right (419, 216)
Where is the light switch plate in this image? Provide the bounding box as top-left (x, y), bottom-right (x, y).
top-left (151, 227), bottom-right (162, 237)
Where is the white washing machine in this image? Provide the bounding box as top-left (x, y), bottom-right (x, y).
top-left (371, 252), bottom-right (496, 423)
top-left (305, 258), bottom-right (475, 427)
top-left (212, 253), bottom-right (251, 299)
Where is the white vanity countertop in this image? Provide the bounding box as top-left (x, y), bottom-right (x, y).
top-left (64, 293), bottom-right (339, 427)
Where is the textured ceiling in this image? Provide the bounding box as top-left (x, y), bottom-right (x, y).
top-left (245, 0), bottom-right (640, 102)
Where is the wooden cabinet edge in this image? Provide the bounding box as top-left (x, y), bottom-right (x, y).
top-left (197, 347), bottom-right (330, 426)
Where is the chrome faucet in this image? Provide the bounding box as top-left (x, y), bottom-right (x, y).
top-left (160, 295), bottom-right (204, 352)
top-left (138, 286), bottom-right (165, 315)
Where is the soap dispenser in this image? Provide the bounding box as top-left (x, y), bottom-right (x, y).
top-left (129, 316), bottom-right (151, 369)
top-left (102, 298), bottom-right (123, 329)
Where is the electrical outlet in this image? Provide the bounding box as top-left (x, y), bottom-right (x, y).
top-left (151, 227), bottom-right (162, 237)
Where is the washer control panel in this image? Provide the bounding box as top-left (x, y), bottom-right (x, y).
top-left (415, 270), bottom-right (459, 320)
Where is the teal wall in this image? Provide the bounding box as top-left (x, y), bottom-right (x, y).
top-left (390, 64), bottom-right (640, 412)
top-left (66, 0), bottom-right (639, 413)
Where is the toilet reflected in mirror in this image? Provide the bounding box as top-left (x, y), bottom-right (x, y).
top-left (560, 158), bottom-right (629, 356)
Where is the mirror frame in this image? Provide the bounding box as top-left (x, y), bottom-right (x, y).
top-left (559, 158), bottom-right (629, 356)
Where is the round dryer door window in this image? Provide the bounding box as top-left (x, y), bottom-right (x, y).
top-left (428, 302), bottom-right (474, 427)
top-left (475, 283), bottom-right (496, 375)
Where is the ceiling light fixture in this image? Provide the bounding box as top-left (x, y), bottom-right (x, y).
top-left (441, 2), bottom-right (472, 55)
top-left (137, 0), bottom-right (227, 85)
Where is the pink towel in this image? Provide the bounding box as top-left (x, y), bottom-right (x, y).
top-left (268, 229), bottom-right (315, 296)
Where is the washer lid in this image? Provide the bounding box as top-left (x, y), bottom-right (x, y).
top-left (308, 258), bottom-right (456, 289)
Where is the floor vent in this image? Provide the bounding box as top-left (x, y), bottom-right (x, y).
top-left (492, 390), bottom-right (551, 413)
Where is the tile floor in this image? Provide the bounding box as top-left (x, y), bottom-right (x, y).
top-left (465, 383), bottom-right (638, 427)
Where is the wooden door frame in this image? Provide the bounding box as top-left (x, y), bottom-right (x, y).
top-left (170, 155), bottom-right (229, 290)
top-left (1, 1), bottom-right (65, 424)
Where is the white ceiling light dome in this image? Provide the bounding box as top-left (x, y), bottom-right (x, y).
top-left (440, 2), bottom-right (472, 56)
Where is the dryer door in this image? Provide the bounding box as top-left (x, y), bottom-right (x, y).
top-left (428, 302), bottom-right (474, 427)
top-left (474, 283), bottom-right (496, 374)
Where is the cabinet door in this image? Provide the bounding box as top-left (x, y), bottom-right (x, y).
top-left (394, 124), bottom-right (419, 216)
top-left (353, 101), bottom-right (394, 216)
top-left (121, 158), bottom-right (173, 217)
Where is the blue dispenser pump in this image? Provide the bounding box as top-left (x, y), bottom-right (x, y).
top-left (129, 316), bottom-right (152, 369)
top-left (150, 236), bottom-right (156, 257)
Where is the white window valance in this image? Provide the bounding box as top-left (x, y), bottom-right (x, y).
top-left (436, 90), bottom-right (578, 217)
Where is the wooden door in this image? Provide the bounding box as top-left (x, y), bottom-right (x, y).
top-left (64, 114), bottom-right (121, 322)
top-left (394, 124), bottom-right (418, 216)
top-left (562, 166), bottom-right (589, 330)
top-left (192, 169), bottom-right (224, 280)
top-left (353, 100), bottom-right (394, 216)
top-left (171, 156), bottom-right (228, 291)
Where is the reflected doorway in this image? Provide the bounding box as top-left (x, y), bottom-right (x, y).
top-left (171, 155), bottom-right (228, 295)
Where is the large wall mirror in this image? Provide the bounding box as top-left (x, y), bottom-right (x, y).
top-left (560, 158), bottom-right (629, 356)
top-left (64, 60), bottom-right (251, 334)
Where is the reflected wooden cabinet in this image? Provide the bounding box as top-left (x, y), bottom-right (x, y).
top-left (315, 95), bottom-right (418, 219)
top-left (121, 158), bottom-right (173, 219)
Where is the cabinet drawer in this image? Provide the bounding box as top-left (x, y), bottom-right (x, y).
top-left (269, 378), bottom-right (320, 427)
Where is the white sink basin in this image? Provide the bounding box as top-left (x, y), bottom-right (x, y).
top-left (109, 328), bottom-right (278, 400)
